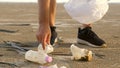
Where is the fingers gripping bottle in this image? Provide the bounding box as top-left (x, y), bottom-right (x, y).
top-left (25, 50), bottom-right (52, 64)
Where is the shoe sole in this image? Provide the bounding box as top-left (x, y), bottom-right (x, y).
top-left (77, 39), bottom-right (107, 48)
top-left (52, 38), bottom-right (58, 46)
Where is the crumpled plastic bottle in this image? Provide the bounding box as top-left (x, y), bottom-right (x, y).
top-left (38, 44), bottom-right (54, 54)
top-left (25, 50), bottom-right (53, 64)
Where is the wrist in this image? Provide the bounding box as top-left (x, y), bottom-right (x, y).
top-left (39, 23), bottom-right (50, 27)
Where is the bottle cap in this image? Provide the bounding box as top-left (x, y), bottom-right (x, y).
top-left (45, 56), bottom-right (53, 63)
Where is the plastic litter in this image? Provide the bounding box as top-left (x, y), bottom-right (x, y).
top-left (70, 44), bottom-right (93, 61)
top-left (38, 44), bottom-right (54, 54)
top-left (64, 0), bottom-right (109, 24)
top-left (25, 50), bottom-right (52, 64)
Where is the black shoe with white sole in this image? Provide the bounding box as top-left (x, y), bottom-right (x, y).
top-left (77, 27), bottom-right (107, 48)
top-left (50, 26), bottom-right (57, 45)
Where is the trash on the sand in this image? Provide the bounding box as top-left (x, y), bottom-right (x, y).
top-left (70, 44), bottom-right (93, 61)
top-left (38, 44), bottom-right (54, 54)
top-left (39, 64), bottom-right (67, 68)
top-left (25, 50), bottom-right (52, 64)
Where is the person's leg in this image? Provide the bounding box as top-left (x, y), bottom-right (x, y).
top-left (38, 0), bottom-right (50, 25)
top-left (81, 24), bottom-right (92, 29)
top-left (77, 24), bottom-right (107, 48)
top-left (49, 0), bottom-right (57, 45)
top-left (49, 0), bottom-right (56, 26)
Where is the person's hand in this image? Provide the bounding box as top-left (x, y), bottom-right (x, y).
top-left (36, 24), bottom-right (51, 50)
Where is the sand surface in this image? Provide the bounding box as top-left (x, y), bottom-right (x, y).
top-left (0, 3), bottom-right (120, 68)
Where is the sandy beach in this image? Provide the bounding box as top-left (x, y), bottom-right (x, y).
top-left (0, 3), bottom-right (120, 68)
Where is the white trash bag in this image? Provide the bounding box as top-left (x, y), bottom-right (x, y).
top-left (64, 0), bottom-right (109, 24)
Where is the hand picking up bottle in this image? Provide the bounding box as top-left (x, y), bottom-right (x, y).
top-left (39, 64), bottom-right (67, 68)
top-left (25, 50), bottom-right (53, 64)
top-left (38, 44), bottom-right (54, 54)
top-left (70, 44), bottom-right (93, 61)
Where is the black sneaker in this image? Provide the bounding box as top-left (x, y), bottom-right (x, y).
top-left (50, 26), bottom-right (57, 45)
top-left (77, 27), bottom-right (107, 48)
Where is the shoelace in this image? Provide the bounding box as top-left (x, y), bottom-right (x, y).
top-left (86, 29), bottom-right (97, 38)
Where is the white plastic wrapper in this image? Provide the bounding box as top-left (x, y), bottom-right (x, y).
top-left (64, 0), bottom-right (109, 24)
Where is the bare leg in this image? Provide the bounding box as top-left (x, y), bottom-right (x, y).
top-left (38, 0), bottom-right (50, 25)
top-left (49, 0), bottom-right (56, 26)
top-left (81, 24), bottom-right (92, 29)
top-left (83, 24), bottom-right (92, 27)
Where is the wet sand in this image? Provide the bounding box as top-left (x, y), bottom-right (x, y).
top-left (0, 3), bottom-right (120, 68)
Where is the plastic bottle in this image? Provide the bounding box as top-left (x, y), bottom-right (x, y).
top-left (38, 44), bottom-right (54, 54)
top-left (25, 50), bottom-right (52, 64)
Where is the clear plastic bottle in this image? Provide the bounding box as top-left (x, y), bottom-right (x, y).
top-left (38, 44), bottom-right (54, 54)
top-left (25, 50), bottom-right (53, 64)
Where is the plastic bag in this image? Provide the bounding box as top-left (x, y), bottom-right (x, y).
top-left (64, 0), bottom-right (109, 24)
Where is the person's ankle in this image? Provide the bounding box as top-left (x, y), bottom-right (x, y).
top-left (81, 24), bottom-right (92, 29)
top-left (50, 26), bottom-right (56, 31)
